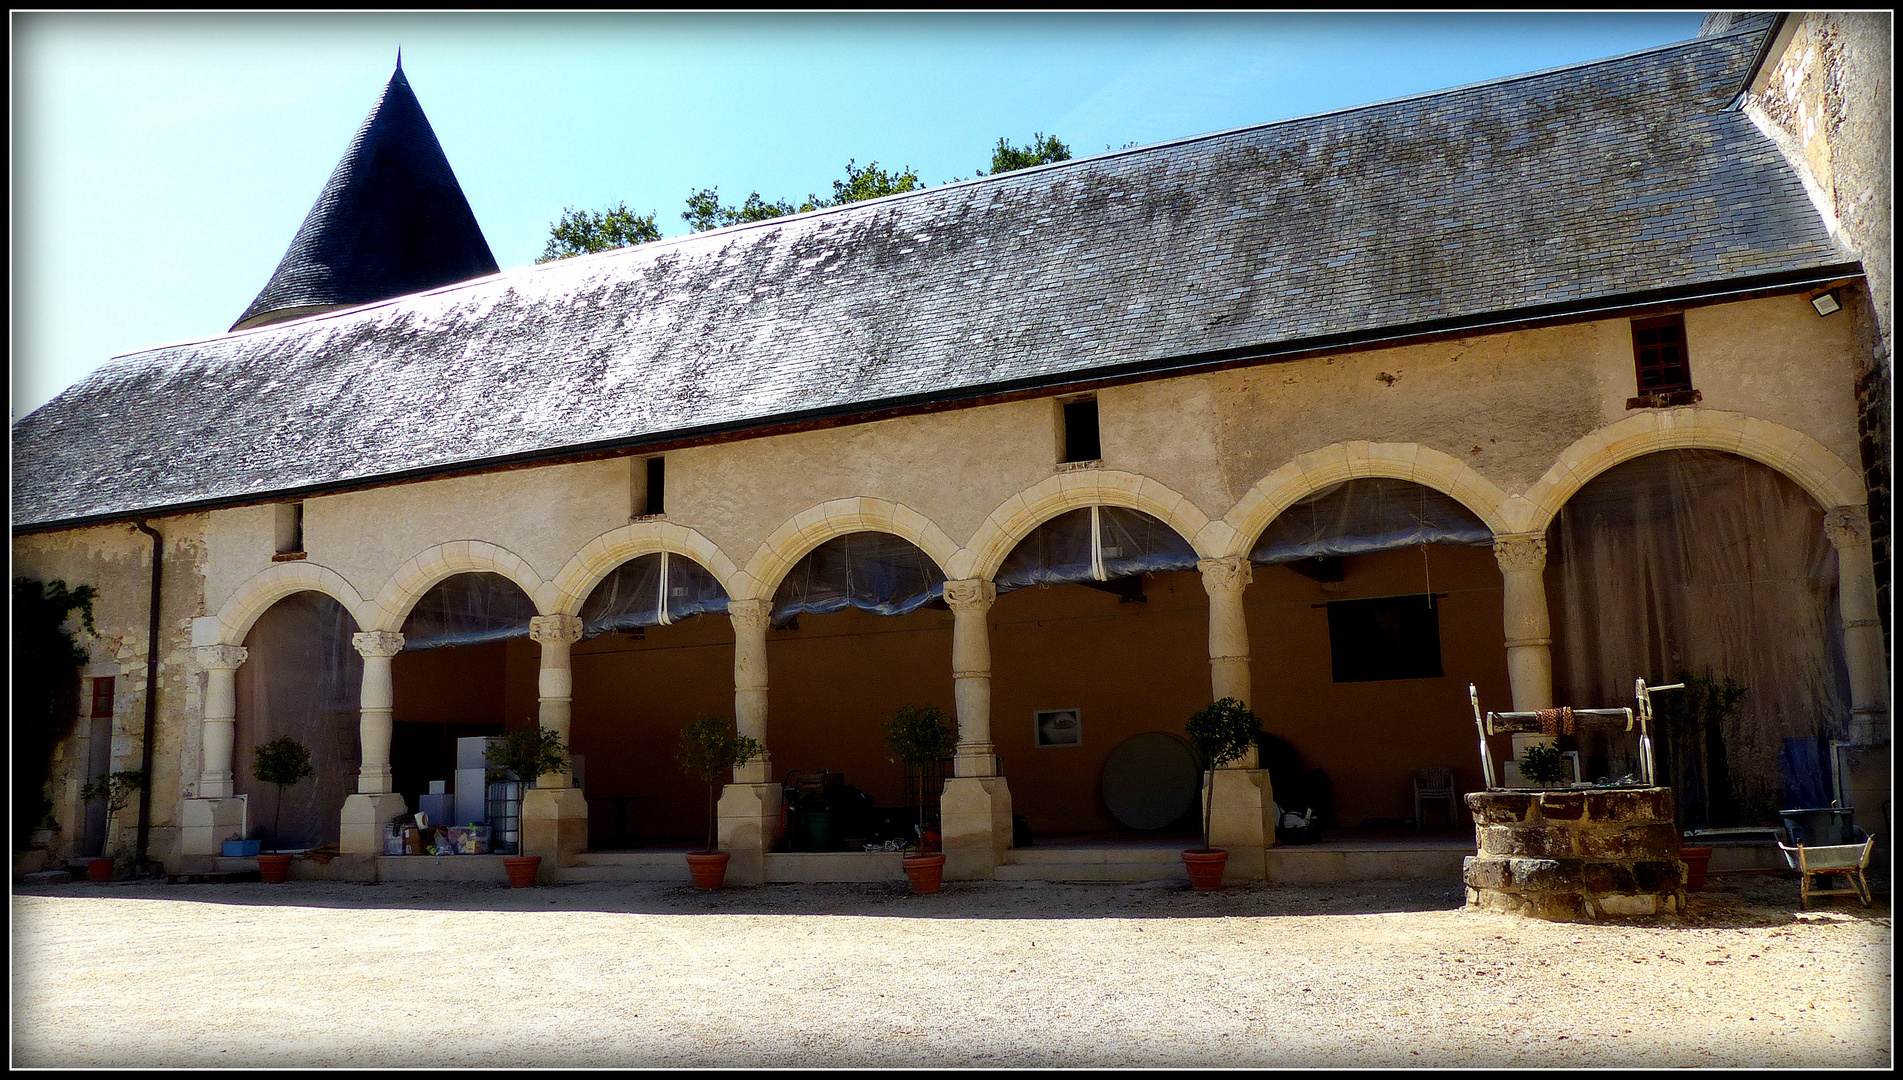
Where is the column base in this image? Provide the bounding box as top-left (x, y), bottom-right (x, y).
top-left (717, 783), bottom-right (782, 886)
top-left (942, 776), bottom-right (1013, 880)
top-left (340, 792), bottom-right (410, 856)
top-left (1203, 768), bottom-right (1275, 882)
top-left (522, 786), bottom-right (589, 871)
top-left (179, 797), bottom-right (249, 856)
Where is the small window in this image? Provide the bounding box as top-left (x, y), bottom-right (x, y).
top-left (1326, 594), bottom-right (1443, 682)
top-left (1060, 398), bottom-right (1101, 464)
top-left (1631, 314), bottom-right (1691, 393)
top-left (273, 502), bottom-right (304, 557)
top-left (90, 677), bottom-right (115, 719)
top-left (633, 456), bottom-right (666, 518)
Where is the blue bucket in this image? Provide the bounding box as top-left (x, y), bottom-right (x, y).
top-left (222, 839), bottom-right (262, 857)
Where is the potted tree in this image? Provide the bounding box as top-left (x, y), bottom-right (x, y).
top-left (485, 723), bottom-right (571, 887)
top-left (1654, 670), bottom-right (1748, 891)
top-left (1183, 697), bottom-right (1259, 890)
top-left (252, 735), bottom-right (313, 883)
top-left (1517, 741), bottom-right (1568, 789)
top-left (676, 715), bottom-right (765, 890)
top-left (880, 704), bottom-right (958, 894)
top-left (77, 769), bottom-right (145, 882)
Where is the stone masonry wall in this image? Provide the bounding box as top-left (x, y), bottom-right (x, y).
top-left (1464, 788), bottom-right (1686, 921)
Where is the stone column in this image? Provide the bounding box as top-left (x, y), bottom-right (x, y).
top-left (340, 631), bottom-right (409, 855)
top-left (718, 599), bottom-right (779, 885)
top-left (941, 579), bottom-right (1012, 880)
top-left (1492, 534), bottom-right (1555, 713)
top-left (180, 645), bottom-right (249, 857)
top-left (522, 614), bottom-right (588, 872)
top-left (1197, 556), bottom-right (1272, 880)
top-left (1824, 506), bottom-right (1890, 838)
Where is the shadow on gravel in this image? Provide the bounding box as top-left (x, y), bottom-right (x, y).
top-left (18, 871), bottom-right (1890, 928)
top-left (17, 876), bottom-right (1475, 920)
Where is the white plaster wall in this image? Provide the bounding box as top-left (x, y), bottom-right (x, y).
top-left (183, 293), bottom-right (1862, 634)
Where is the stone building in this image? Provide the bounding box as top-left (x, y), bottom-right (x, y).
top-left (12, 15), bottom-right (1890, 884)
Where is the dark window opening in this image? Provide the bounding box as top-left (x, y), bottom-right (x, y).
top-left (1326, 594), bottom-right (1443, 682)
top-left (646, 457), bottom-right (666, 516)
top-left (1062, 398), bottom-right (1101, 463)
top-left (1632, 314), bottom-right (1691, 394)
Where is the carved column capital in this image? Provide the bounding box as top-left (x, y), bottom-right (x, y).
top-left (943, 578), bottom-right (997, 613)
top-left (195, 644), bottom-right (249, 671)
top-left (351, 630), bottom-right (406, 658)
top-left (1824, 505), bottom-right (1872, 550)
top-left (727, 599), bottom-right (773, 634)
top-left (1197, 556), bottom-right (1253, 595)
top-left (529, 613), bottom-right (585, 646)
top-left (1492, 534), bottom-right (1548, 573)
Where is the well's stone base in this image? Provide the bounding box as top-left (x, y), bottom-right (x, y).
top-left (1463, 788), bottom-right (1686, 922)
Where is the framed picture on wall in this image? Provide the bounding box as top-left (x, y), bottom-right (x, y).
top-left (1035, 708), bottom-right (1082, 748)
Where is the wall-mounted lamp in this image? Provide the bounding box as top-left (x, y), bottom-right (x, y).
top-left (1811, 290), bottom-right (1842, 317)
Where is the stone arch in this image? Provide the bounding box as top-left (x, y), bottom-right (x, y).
top-left (547, 521), bottom-right (744, 616)
top-left (1520, 409), bottom-right (1865, 533)
top-left (207, 562), bottom-right (371, 647)
top-left (366, 540), bottom-right (548, 632)
top-left (1219, 441), bottom-right (1515, 560)
top-left (965, 469), bottom-right (1218, 581)
top-left (740, 496), bottom-right (962, 602)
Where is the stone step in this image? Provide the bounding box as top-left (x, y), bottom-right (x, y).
top-left (1266, 847), bottom-right (1472, 884)
top-left (994, 862), bottom-right (1188, 882)
top-left (1008, 847), bottom-right (1185, 866)
top-left (555, 863), bottom-right (691, 883)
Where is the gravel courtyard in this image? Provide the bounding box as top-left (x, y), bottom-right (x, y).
top-left (11, 871), bottom-right (1891, 1068)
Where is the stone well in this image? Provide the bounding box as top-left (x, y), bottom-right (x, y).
top-left (1463, 788), bottom-right (1686, 921)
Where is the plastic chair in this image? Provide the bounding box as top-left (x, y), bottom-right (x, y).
top-left (1414, 767), bottom-right (1456, 826)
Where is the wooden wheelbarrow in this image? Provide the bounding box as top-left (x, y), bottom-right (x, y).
top-left (1776, 834), bottom-right (1877, 909)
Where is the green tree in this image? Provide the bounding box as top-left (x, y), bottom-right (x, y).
top-left (1184, 697), bottom-right (1259, 854)
top-left (979, 132), bottom-right (1072, 175)
top-left (676, 716), bottom-right (764, 854)
top-left (11, 578), bottom-right (97, 849)
top-left (879, 704), bottom-right (958, 843)
top-left (681, 158), bottom-right (924, 232)
top-left (252, 735), bottom-right (314, 851)
top-left (537, 203), bottom-right (662, 263)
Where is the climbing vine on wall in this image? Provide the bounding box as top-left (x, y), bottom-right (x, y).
top-left (12, 577), bottom-right (97, 849)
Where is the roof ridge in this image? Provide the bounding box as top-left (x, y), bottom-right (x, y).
top-left (107, 23), bottom-right (1753, 363)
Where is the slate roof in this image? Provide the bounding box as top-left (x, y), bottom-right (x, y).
top-left (230, 63), bottom-right (499, 331)
top-left (13, 26), bottom-right (1853, 531)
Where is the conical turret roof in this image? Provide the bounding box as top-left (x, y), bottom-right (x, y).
top-left (232, 63), bottom-right (499, 331)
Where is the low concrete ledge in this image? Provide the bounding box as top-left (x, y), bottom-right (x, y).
top-left (764, 852), bottom-right (905, 882)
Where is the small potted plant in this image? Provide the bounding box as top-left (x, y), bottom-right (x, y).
top-left (1517, 741), bottom-right (1568, 790)
top-left (880, 704), bottom-right (958, 894)
top-left (485, 723), bottom-right (571, 887)
top-left (252, 735), bottom-right (313, 883)
top-left (675, 716), bottom-right (764, 890)
top-left (1654, 670), bottom-right (1747, 890)
top-left (77, 770), bottom-right (146, 883)
top-left (1183, 697), bottom-right (1259, 890)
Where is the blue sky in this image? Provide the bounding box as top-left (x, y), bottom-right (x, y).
top-left (10, 12), bottom-right (1706, 420)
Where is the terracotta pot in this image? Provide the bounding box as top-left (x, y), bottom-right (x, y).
top-left (1182, 848), bottom-right (1229, 890)
top-left (257, 852), bottom-right (295, 884)
top-left (1679, 845), bottom-right (1714, 892)
top-left (903, 852), bottom-right (947, 894)
top-left (87, 856), bottom-right (114, 883)
top-left (504, 855), bottom-right (543, 888)
top-left (686, 851), bottom-right (731, 890)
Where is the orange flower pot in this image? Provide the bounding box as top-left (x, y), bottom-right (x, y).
top-left (87, 857), bottom-right (114, 883)
top-left (504, 855), bottom-right (542, 888)
top-left (903, 852), bottom-right (946, 894)
top-left (257, 852), bottom-right (295, 884)
top-left (1679, 845), bottom-right (1714, 892)
top-left (1182, 848), bottom-right (1229, 890)
top-left (686, 851), bottom-right (731, 890)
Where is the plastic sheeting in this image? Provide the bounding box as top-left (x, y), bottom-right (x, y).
top-left (1548, 449), bottom-right (1848, 828)
top-left (580, 552), bottom-right (731, 639)
top-left (400, 572), bottom-right (539, 651)
top-left (1248, 478), bottom-right (1492, 565)
top-left (771, 532), bottom-right (947, 626)
top-left (995, 506), bottom-right (1200, 593)
top-left (233, 591), bottom-right (362, 849)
